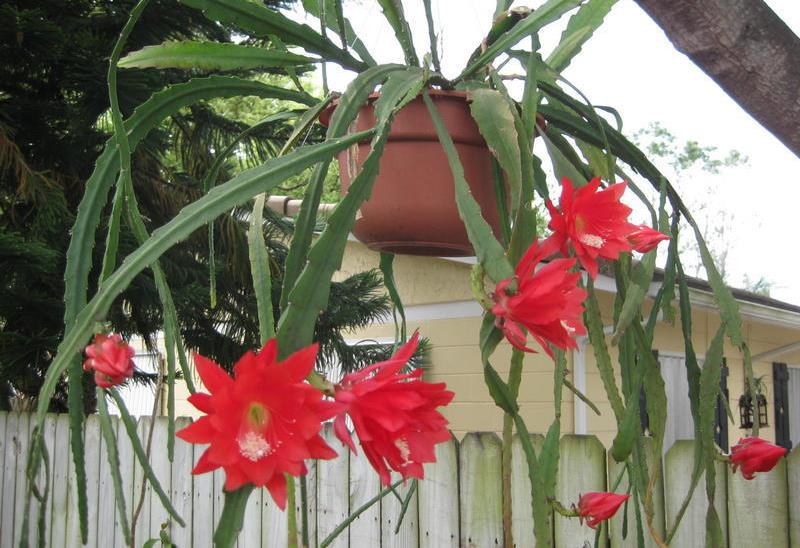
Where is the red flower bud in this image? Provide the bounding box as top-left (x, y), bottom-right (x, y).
top-left (83, 333), bottom-right (135, 388)
top-left (578, 492), bottom-right (629, 529)
top-left (730, 437), bottom-right (787, 480)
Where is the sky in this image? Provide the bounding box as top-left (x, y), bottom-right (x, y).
top-left (296, 0), bottom-right (800, 305)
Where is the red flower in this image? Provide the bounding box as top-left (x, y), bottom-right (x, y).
top-left (546, 177), bottom-right (669, 278)
top-left (578, 492), bottom-right (629, 529)
top-left (627, 225), bottom-right (671, 253)
top-left (729, 437), bottom-right (787, 480)
top-left (491, 238), bottom-right (587, 357)
top-left (176, 341), bottom-right (340, 509)
top-left (83, 333), bottom-right (135, 388)
top-left (333, 333), bottom-right (454, 486)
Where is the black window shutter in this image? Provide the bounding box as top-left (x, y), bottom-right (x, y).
top-left (773, 362), bottom-right (791, 450)
top-left (714, 360), bottom-right (729, 452)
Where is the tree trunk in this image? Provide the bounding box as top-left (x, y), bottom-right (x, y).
top-left (634, 0), bottom-right (800, 158)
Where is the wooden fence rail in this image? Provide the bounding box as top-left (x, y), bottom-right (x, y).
top-left (0, 412), bottom-right (795, 547)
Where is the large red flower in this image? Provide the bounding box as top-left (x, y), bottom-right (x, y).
top-left (546, 177), bottom-right (670, 278)
top-left (729, 436), bottom-right (787, 480)
top-left (578, 492), bottom-right (629, 529)
top-left (333, 333), bottom-right (454, 486)
top-left (491, 238), bottom-right (587, 357)
top-left (177, 342), bottom-right (340, 508)
top-left (83, 333), bottom-right (135, 388)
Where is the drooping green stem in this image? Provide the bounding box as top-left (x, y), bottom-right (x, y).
top-left (501, 349), bottom-right (525, 547)
top-left (287, 475), bottom-right (298, 548)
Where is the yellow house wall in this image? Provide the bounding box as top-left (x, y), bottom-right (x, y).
top-left (340, 240), bottom-right (800, 449)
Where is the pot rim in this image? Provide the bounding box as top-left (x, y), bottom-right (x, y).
top-left (318, 88), bottom-right (468, 127)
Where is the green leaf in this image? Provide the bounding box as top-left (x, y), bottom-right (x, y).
top-left (376, 0), bottom-right (419, 65)
top-left (467, 88), bottom-right (523, 210)
top-left (301, 0), bottom-right (377, 66)
top-left (612, 248), bottom-right (657, 344)
top-left (280, 65), bottom-right (405, 310)
top-left (422, 0), bottom-right (441, 73)
top-left (179, 0), bottom-right (368, 71)
top-left (546, 0), bottom-right (617, 73)
top-left (634, 325), bottom-right (666, 456)
top-left (539, 418), bottom-right (560, 499)
top-left (610, 396), bottom-right (639, 462)
top-left (423, 92), bottom-right (514, 284)
top-left (249, 195), bottom-right (276, 344)
top-left (584, 282), bottom-right (625, 422)
top-left (97, 392), bottom-right (131, 545)
top-left (459, 0), bottom-right (581, 80)
top-left (541, 128), bottom-right (590, 185)
top-left (119, 41), bottom-right (315, 70)
top-left (699, 326), bottom-right (725, 451)
top-left (379, 253), bottom-right (406, 344)
top-left (484, 364), bottom-right (519, 414)
top-left (109, 391), bottom-right (185, 526)
top-left (213, 485), bottom-right (254, 548)
top-left (37, 130), bottom-right (372, 441)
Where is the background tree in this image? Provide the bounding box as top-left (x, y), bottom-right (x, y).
top-left (0, 0), bottom-right (400, 411)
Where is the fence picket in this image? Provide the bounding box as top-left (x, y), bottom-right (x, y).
top-left (39, 414), bottom-right (58, 547)
top-left (191, 441), bottom-right (214, 548)
top-left (5, 414), bottom-right (799, 547)
top-left (460, 432), bottom-right (503, 547)
top-left (300, 462), bottom-right (318, 547)
top-left (381, 473), bottom-right (419, 548)
top-left (555, 435), bottom-right (607, 547)
top-left (728, 450), bottom-right (788, 547)
top-left (96, 414), bottom-right (117, 548)
top-left (348, 442), bottom-right (381, 546)
top-left (608, 439), bottom-right (665, 548)
top-left (133, 416), bottom-right (152, 545)
top-left (316, 424), bottom-right (349, 548)
top-left (148, 417), bottom-right (172, 541)
top-left (663, 440), bottom-right (727, 547)
top-left (171, 417), bottom-right (194, 548)
top-left (50, 414), bottom-right (70, 547)
top-left (509, 433), bottom-right (545, 547)
top-left (419, 437), bottom-right (459, 548)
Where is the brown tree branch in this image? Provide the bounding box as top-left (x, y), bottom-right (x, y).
top-left (634, 0), bottom-right (800, 158)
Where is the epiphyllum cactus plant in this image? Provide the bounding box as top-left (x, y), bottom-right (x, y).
top-left (20, 0), bottom-right (771, 547)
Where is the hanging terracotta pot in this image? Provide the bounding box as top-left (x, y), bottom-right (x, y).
top-left (321, 90), bottom-right (503, 256)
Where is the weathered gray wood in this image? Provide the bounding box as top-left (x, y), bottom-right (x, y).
top-left (13, 412), bottom-right (31, 547)
top-left (261, 482), bottom-right (288, 548)
top-left (348, 443), bottom-right (381, 546)
top-left (212, 468), bottom-right (225, 543)
top-left (555, 435), bottom-right (607, 548)
top-left (132, 417), bottom-right (152, 546)
top-left (238, 483), bottom-right (262, 548)
top-left (381, 473), bottom-right (419, 548)
top-left (0, 412), bottom-right (6, 545)
top-left (148, 417), bottom-right (172, 541)
top-left (113, 409), bottom-right (136, 548)
top-left (728, 449), bottom-right (789, 547)
top-left (65, 414), bottom-right (83, 548)
top-left (510, 433), bottom-right (546, 547)
top-left (608, 439), bottom-right (665, 548)
top-left (788, 447), bottom-right (800, 547)
top-left (96, 414), bottom-right (117, 548)
top-left (191, 443), bottom-right (214, 548)
top-left (39, 414), bottom-right (58, 547)
top-left (316, 424), bottom-right (349, 548)
top-left (51, 414), bottom-right (72, 548)
top-left (170, 417), bottom-right (194, 548)
top-left (300, 462), bottom-right (317, 547)
top-left (664, 440), bottom-right (728, 548)
top-left (460, 432), bottom-right (503, 547)
top-left (419, 437), bottom-right (459, 548)
top-left (0, 412), bottom-right (15, 547)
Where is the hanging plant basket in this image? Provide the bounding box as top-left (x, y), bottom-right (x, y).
top-left (321, 89), bottom-right (504, 256)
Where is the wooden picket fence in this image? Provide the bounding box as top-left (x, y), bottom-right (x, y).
top-left (1, 411), bottom-right (798, 547)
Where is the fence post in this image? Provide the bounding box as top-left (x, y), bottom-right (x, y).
top-left (96, 414), bottom-right (117, 548)
top-left (555, 435), bottom-right (607, 547)
top-left (170, 417), bottom-right (194, 548)
top-left (510, 433), bottom-right (546, 547)
top-left (191, 426), bottom-right (213, 548)
top-left (316, 424), bottom-right (349, 548)
top-left (608, 438), bottom-right (665, 548)
top-left (460, 432), bottom-right (503, 547)
top-left (348, 439), bottom-right (381, 546)
top-left (728, 446), bottom-right (788, 547)
top-left (664, 440), bottom-right (728, 547)
top-left (419, 436), bottom-right (459, 548)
